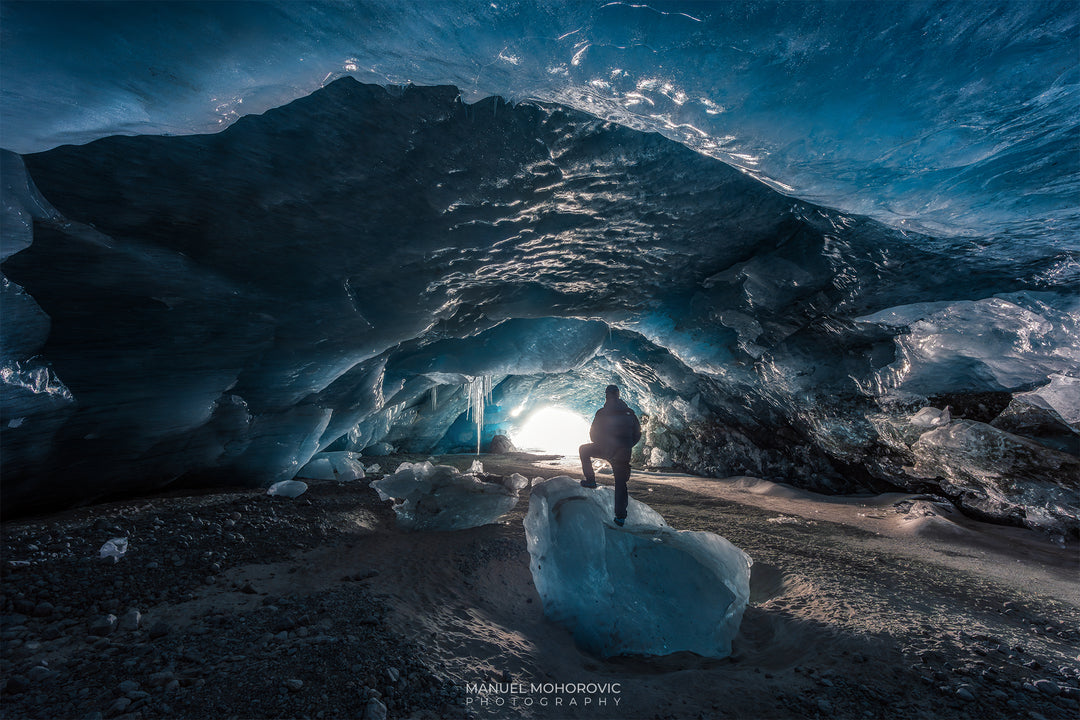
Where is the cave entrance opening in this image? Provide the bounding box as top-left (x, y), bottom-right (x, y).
top-left (510, 406), bottom-right (590, 456)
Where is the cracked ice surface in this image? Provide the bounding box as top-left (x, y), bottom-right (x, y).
top-left (524, 476), bottom-right (751, 658)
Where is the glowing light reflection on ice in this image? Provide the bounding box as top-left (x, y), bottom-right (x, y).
top-left (511, 407), bottom-right (590, 456)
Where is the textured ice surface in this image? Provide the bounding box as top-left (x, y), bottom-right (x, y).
top-left (524, 476), bottom-right (751, 658)
top-left (858, 295), bottom-right (1080, 396)
top-left (369, 461), bottom-right (523, 531)
top-left (2, 76), bottom-right (1077, 530)
top-left (3, 2), bottom-right (1076, 244)
top-left (911, 421), bottom-right (1079, 533)
top-left (298, 451), bottom-right (365, 481)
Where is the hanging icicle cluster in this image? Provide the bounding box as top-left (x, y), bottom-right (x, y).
top-left (466, 375), bottom-right (493, 455)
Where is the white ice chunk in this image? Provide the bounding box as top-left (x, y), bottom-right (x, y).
top-left (369, 461), bottom-right (523, 531)
top-left (524, 476), bottom-right (752, 658)
top-left (298, 451), bottom-right (365, 481)
top-left (504, 473), bottom-right (529, 491)
top-left (1015, 374), bottom-right (1080, 426)
top-left (266, 480), bottom-right (308, 498)
top-left (468, 459), bottom-right (484, 474)
top-left (909, 406), bottom-right (951, 428)
top-left (99, 537), bottom-right (128, 563)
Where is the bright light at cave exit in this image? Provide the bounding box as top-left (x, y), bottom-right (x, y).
top-left (512, 407), bottom-right (590, 456)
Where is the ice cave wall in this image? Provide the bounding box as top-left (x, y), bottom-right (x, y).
top-left (1, 81), bottom-right (1077, 534)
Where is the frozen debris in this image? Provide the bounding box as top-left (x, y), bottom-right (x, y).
top-left (648, 447), bottom-right (673, 467)
top-left (911, 420), bottom-right (1080, 534)
top-left (467, 459), bottom-right (484, 474)
top-left (766, 515), bottom-right (801, 524)
top-left (524, 476), bottom-right (751, 658)
top-left (365, 463), bottom-right (381, 474)
top-left (369, 461), bottom-right (523, 531)
top-left (298, 451), bottom-right (365, 481)
top-left (910, 406), bottom-right (951, 428)
top-left (504, 473), bottom-right (529, 491)
top-left (99, 537), bottom-right (129, 563)
top-left (266, 480), bottom-right (308, 499)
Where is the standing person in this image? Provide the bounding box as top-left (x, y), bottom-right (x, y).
top-left (579, 385), bottom-right (641, 526)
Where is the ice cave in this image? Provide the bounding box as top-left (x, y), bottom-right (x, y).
top-left (2, 0), bottom-right (1080, 539)
top-left (1, 2), bottom-right (1078, 718)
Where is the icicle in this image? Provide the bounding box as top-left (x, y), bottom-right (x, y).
top-left (430, 385), bottom-right (438, 412)
top-left (466, 375), bottom-right (490, 455)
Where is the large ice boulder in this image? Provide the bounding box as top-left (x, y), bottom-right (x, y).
top-left (369, 461), bottom-right (526, 531)
top-left (524, 476), bottom-right (752, 658)
top-left (911, 420), bottom-right (1080, 534)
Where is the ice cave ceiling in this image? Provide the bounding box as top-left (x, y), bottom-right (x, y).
top-left (0, 2), bottom-right (1077, 534)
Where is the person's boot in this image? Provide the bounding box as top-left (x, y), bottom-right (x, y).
top-left (613, 517), bottom-right (625, 527)
top-left (580, 477), bottom-right (597, 488)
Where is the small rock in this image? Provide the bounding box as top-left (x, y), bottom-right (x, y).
top-left (118, 679), bottom-right (140, 694)
top-left (148, 671), bottom-right (175, 688)
top-left (272, 615), bottom-right (297, 632)
top-left (32, 601), bottom-right (54, 618)
top-left (363, 697), bottom-right (387, 720)
top-left (118, 609), bottom-right (141, 631)
top-left (4, 675), bottom-right (29, 694)
top-left (148, 621), bottom-right (170, 639)
top-left (26, 666), bottom-right (53, 683)
top-left (107, 696), bottom-right (131, 717)
top-left (89, 614), bottom-right (118, 636)
top-left (1033, 679), bottom-right (1060, 696)
top-left (956, 685), bottom-right (976, 702)
top-left (283, 678), bottom-right (304, 692)
top-left (387, 667), bottom-right (400, 683)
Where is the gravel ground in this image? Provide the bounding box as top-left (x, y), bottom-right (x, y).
top-left (2, 453), bottom-right (1078, 720)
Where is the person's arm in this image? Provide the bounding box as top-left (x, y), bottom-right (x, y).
top-left (589, 409), bottom-right (602, 444)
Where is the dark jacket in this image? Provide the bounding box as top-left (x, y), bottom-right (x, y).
top-left (589, 398), bottom-right (642, 450)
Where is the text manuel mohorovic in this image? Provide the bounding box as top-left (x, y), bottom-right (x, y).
top-left (465, 682), bottom-right (623, 708)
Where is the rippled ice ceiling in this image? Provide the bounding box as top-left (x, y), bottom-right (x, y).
top-left (2, 0), bottom-right (1077, 242)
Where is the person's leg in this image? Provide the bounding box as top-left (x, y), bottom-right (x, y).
top-left (611, 447), bottom-right (631, 519)
top-left (579, 443), bottom-right (598, 487)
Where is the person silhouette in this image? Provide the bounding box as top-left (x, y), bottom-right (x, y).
top-left (579, 385), bottom-right (642, 526)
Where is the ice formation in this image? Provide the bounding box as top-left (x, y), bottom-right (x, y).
top-left (369, 462), bottom-right (525, 531)
top-left (266, 480), bottom-right (308, 499)
top-left (0, 3), bottom-right (1076, 535)
top-left (525, 477), bottom-right (751, 658)
top-left (298, 451), bottom-right (365, 482)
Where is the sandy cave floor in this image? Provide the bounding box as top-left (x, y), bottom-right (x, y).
top-left (1, 453), bottom-right (1078, 720)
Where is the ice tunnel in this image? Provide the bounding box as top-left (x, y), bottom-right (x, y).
top-left (1, 76), bottom-right (1077, 535)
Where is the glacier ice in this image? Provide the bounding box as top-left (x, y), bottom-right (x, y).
top-left (369, 461), bottom-right (524, 531)
top-left (910, 421), bottom-right (1079, 533)
top-left (298, 451), bottom-right (365, 481)
top-left (3, 3), bottom-right (1075, 244)
top-left (0, 77), bottom-right (1076, 535)
top-left (524, 476), bottom-right (751, 658)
